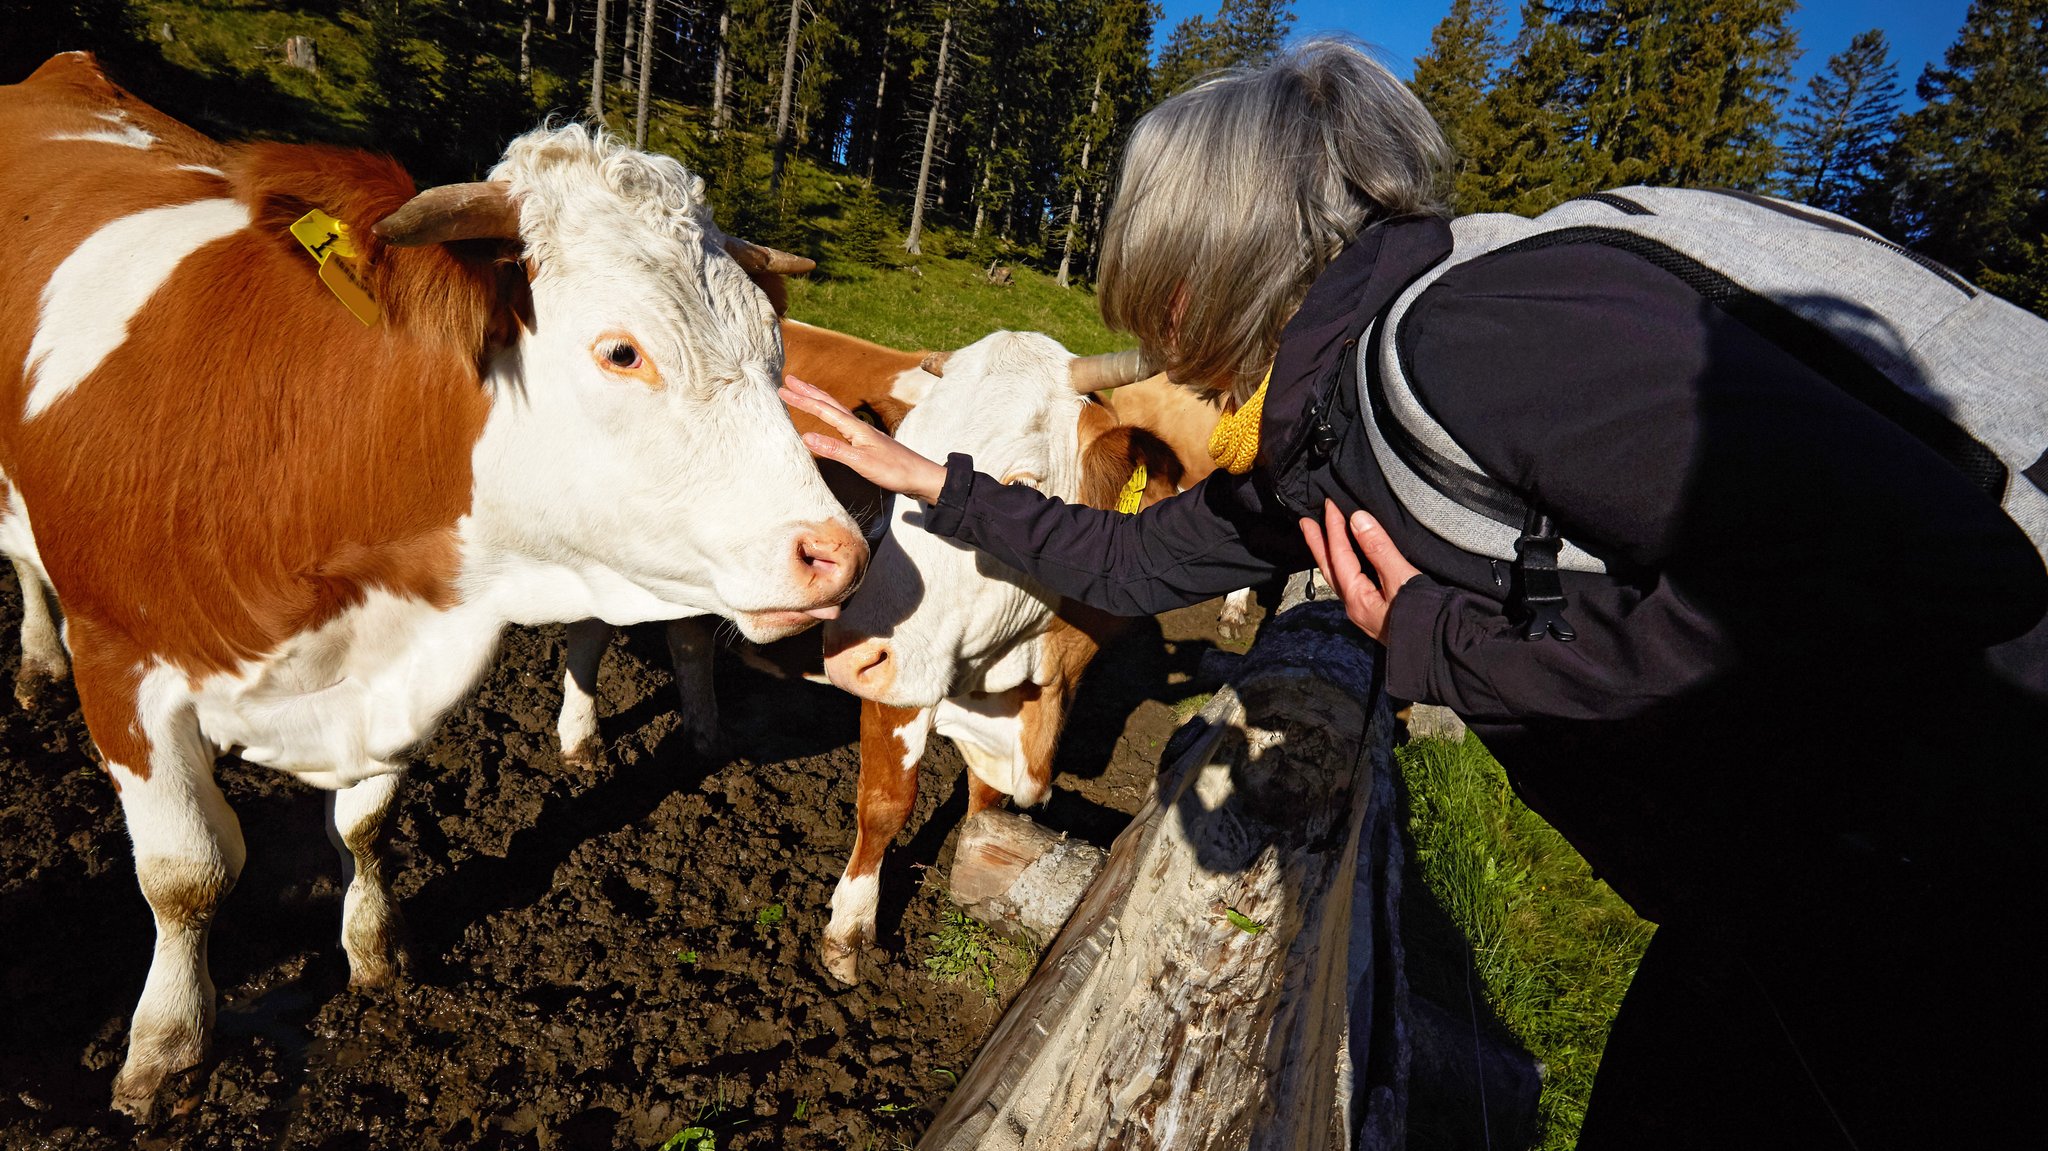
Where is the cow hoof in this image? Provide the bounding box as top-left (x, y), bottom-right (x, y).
top-left (561, 737), bottom-right (601, 768)
top-left (14, 662), bottom-right (63, 710)
top-left (111, 1042), bottom-right (201, 1124)
top-left (821, 934), bottom-right (863, 986)
top-left (682, 725), bottom-right (720, 760)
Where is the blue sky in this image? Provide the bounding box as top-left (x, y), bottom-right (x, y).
top-left (1154, 1), bottom-right (1972, 104)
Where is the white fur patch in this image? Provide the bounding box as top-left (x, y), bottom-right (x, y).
top-left (23, 198), bottom-right (249, 419)
top-left (50, 110), bottom-right (156, 150)
top-left (176, 164), bottom-right (226, 177)
top-left (936, 693), bottom-right (1039, 803)
top-left (827, 872), bottom-right (881, 940)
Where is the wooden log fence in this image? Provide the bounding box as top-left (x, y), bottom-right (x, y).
top-left (921, 601), bottom-right (1539, 1150)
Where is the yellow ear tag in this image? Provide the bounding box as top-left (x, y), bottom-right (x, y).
top-left (1115, 462), bottom-right (1148, 515)
top-left (289, 209), bottom-right (380, 327)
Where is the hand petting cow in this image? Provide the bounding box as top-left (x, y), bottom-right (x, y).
top-left (0, 53), bottom-right (862, 1120)
top-left (813, 332), bottom-right (1185, 984)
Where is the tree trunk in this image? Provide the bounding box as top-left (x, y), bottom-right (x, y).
top-left (633, 0), bottom-right (656, 148)
top-left (1086, 182), bottom-right (1108, 280)
top-left (768, 0), bottom-right (804, 196)
top-left (903, 13), bottom-right (952, 256)
top-left (1057, 68), bottom-right (1104, 288)
top-left (588, 0), bottom-right (608, 120)
top-left (917, 602), bottom-right (1541, 1151)
top-left (547, 0), bottom-right (556, 27)
top-left (865, 18), bottom-right (892, 181)
top-left (973, 107), bottom-right (1000, 238)
top-left (711, 9), bottom-right (728, 136)
top-left (619, 0), bottom-right (636, 90)
top-left (519, 0), bottom-right (533, 85)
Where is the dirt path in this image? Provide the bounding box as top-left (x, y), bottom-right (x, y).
top-left (0, 579), bottom-right (1258, 1150)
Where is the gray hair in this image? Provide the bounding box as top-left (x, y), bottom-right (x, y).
top-left (1099, 39), bottom-right (1450, 403)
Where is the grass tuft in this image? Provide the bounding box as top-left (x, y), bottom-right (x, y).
top-left (920, 907), bottom-right (1032, 999)
top-left (1396, 733), bottom-right (1653, 1150)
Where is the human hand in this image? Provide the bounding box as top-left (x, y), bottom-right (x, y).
top-left (780, 376), bottom-right (948, 503)
top-left (1298, 500), bottom-right (1422, 642)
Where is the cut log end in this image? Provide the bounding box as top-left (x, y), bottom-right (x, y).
top-left (950, 809), bottom-right (1106, 947)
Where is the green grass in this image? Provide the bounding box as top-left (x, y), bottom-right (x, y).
top-left (1396, 734), bottom-right (1654, 1150)
top-left (920, 907), bottom-right (1033, 998)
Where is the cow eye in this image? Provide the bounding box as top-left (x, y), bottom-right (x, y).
top-left (603, 341), bottom-right (642, 370)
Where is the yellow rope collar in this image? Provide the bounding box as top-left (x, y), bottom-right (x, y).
top-left (1207, 369), bottom-right (1270, 475)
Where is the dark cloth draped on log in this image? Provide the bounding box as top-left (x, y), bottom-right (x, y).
top-left (921, 214), bottom-right (2048, 1144)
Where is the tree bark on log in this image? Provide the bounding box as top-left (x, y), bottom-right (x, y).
top-left (918, 602), bottom-right (1539, 1151)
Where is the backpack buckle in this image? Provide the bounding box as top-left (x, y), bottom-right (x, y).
top-left (1511, 511), bottom-right (1577, 642)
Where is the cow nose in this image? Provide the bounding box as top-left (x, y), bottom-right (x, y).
top-left (823, 636), bottom-right (895, 698)
top-left (795, 521), bottom-right (866, 608)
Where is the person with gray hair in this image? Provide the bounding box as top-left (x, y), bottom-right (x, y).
top-left (784, 37), bottom-right (2045, 1149)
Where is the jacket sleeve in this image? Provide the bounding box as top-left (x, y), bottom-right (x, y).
top-left (1381, 244), bottom-right (2048, 724)
top-left (920, 455), bottom-right (1312, 617)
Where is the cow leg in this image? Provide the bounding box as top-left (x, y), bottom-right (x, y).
top-left (557, 618), bottom-right (613, 766)
top-left (1217, 585), bottom-right (1256, 642)
top-left (12, 557), bottom-right (68, 708)
top-left (89, 671), bottom-right (243, 1122)
top-left (824, 700), bottom-right (932, 985)
top-left (326, 771), bottom-right (405, 987)
top-left (965, 773), bottom-right (1008, 816)
top-left (664, 617), bottom-right (719, 757)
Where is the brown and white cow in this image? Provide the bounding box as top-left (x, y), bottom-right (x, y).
top-left (553, 318), bottom-right (941, 762)
top-left (813, 331), bottom-right (1178, 983)
top-left (0, 54), bottom-right (862, 1118)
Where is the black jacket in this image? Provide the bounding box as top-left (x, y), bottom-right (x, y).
top-left (924, 214), bottom-right (2048, 924)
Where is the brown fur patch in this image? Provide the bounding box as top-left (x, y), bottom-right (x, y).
top-left (782, 321), bottom-right (928, 436)
top-left (1, 55), bottom-right (518, 779)
top-left (850, 700), bottom-right (926, 879)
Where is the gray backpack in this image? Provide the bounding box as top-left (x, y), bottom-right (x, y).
top-left (1363, 185), bottom-right (2048, 639)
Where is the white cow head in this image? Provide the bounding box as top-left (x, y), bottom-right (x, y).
top-left (821, 332), bottom-right (1173, 706)
top-left (382, 127), bottom-right (862, 641)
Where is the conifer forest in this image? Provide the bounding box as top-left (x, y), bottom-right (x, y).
top-left (5, 0), bottom-right (2043, 313)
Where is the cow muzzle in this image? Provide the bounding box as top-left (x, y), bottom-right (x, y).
top-left (821, 633), bottom-right (899, 702)
top-left (737, 520), bottom-right (868, 640)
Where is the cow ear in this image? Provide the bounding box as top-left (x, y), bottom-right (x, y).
top-left (1076, 426), bottom-right (1183, 511)
top-left (998, 469), bottom-right (1049, 491)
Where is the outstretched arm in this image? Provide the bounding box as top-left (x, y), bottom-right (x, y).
top-left (782, 378), bottom-right (1309, 616)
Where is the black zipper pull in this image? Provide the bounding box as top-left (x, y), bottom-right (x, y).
top-left (1510, 509), bottom-right (1576, 642)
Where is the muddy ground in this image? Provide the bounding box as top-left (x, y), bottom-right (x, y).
top-left (0, 576), bottom-right (1261, 1150)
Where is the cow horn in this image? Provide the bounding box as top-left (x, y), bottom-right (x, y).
top-left (374, 182), bottom-right (522, 246)
top-left (919, 351), bottom-right (949, 377)
top-left (723, 236), bottom-right (816, 275)
top-left (1068, 349), bottom-right (1152, 393)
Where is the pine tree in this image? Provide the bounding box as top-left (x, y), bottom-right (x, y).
top-left (1410, 0), bottom-right (1506, 211)
top-left (1778, 30), bottom-right (1901, 221)
top-left (1574, 0), bottom-right (1796, 192)
top-left (1889, 0), bottom-right (2048, 313)
top-left (1214, 0), bottom-right (1293, 67)
top-left (1152, 14), bottom-right (1219, 98)
top-left (1151, 0), bottom-right (1293, 99)
top-left (1459, 1), bottom-right (1590, 214)
top-left (840, 179), bottom-right (897, 266)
